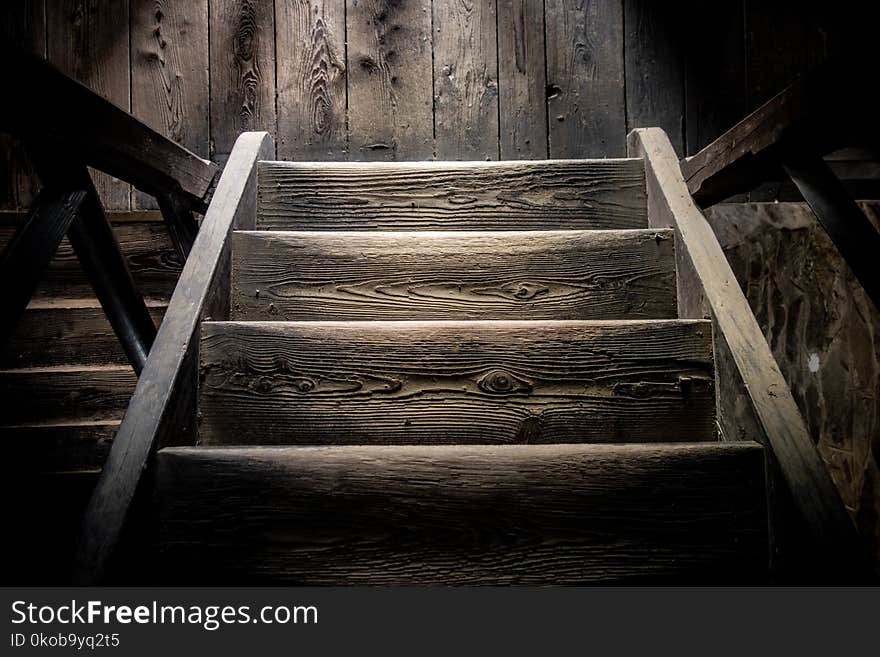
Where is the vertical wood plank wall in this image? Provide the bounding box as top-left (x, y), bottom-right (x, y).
top-left (0, 0), bottom-right (863, 210)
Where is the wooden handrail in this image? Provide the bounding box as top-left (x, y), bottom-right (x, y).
top-left (629, 128), bottom-right (869, 580)
top-left (73, 132), bottom-right (274, 584)
top-left (1, 45), bottom-right (218, 212)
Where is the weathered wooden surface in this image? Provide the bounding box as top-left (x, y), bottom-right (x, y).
top-left (347, 0), bottom-right (433, 161)
top-left (46, 0), bottom-right (132, 209)
top-left (497, 0), bottom-right (547, 159)
top-left (705, 201), bottom-right (880, 573)
top-left (231, 229), bottom-right (676, 321)
top-left (209, 0), bottom-right (276, 162)
top-left (624, 0), bottom-right (684, 154)
top-left (130, 0), bottom-right (210, 209)
top-left (545, 0), bottom-right (625, 157)
top-left (433, 0), bottom-right (498, 160)
top-left (0, 1), bottom-right (46, 210)
top-left (629, 127), bottom-right (866, 578)
top-left (2, 301), bottom-right (166, 368)
top-left (199, 319), bottom-right (716, 445)
top-left (4, 421), bottom-right (118, 474)
top-left (275, 0), bottom-right (346, 160)
top-left (5, 1), bottom-right (876, 205)
top-left (157, 442), bottom-right (767, 584)
top-left (0, 365), bottom-right (137, 425)
top-left (781, 147), bottom-right (880, 310)
top-left (257, 159), bottom-right (648, 230)
top-left (0, 221), bottom-right (180, 300)
top-left (75, 132), bottom-right (273, 584)
top-left (0, 189), bottom-right (86, 347)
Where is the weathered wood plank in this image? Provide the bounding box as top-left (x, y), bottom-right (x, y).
top-left (257, 159), bottom-right (648, 230)
top-left (28, 150), bottom-right (157, 374)
top-left (2, 301), bottom-right (166, 368)
top-left (545, 0), bottom-right (626, 157)
top-left (157, 442), bottom-right (767, 584)
top-left (130, 0), bottom-right (210, 209)
top-left (346, 0), bottom-right (433, 161)
top-left (199, 319), bottom-right (716, 445)
top-left (781, 146), bottom-right (880, 310)
top-left (231, 229), bottom-right (676, 321)
top-left (433, 0), bottom-right (499, 160)
top-left (75, 132), bottom-right (273, 585)
top-left (0, 221), bottom-right (180, 301)
top-left (624, 0), bottom-right (684, 154)
top-left (0, 0), bottom-right (46, 210)
top-left (497, 0), bottom-right (547, 159)
top-left (276, 0), bottom-right (347, 160)
top-left (628, 127), bottom-right (868, 579)
top-left (4, 420), bottom-right (118, 473)
top-left (682, 0), bottom-right (745, 155)
top-left (47, 0), bottom-right (132, 210)
top-left (209, 0), bottom-right (276, 162)
top-left (0, 365), bottom-right (137, 425)
top-left (0, 189), bottom-right (86, 347)
top-left (1, 47), bottom-right (218, 210)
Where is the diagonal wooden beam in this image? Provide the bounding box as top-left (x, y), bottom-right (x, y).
top-left (0, 45), bottom-right (218, 212)
top-left (28, 144), bottom-right (157, 375)
top-left (0, 188), bottom-right (87, 347)
top-left (781, 143), bottom-right (880, 310)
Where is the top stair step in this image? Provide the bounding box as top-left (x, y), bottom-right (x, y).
top-left (256, 159), bottom-right (648, 231)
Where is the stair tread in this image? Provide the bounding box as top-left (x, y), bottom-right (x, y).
top-left (198, 319), bottom-right (716, 445)
top-left (157, 442), bottom-right (767, 585)
top-left (231, 229), bottom-right (676, 321)
top-left (257, 158), bottom-right (648, 231)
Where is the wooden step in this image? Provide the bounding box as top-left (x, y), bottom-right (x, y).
top-left (156, 442), bottom-right (767, 584)
top-left (1, 300), bottom-right (166, 368)
top-left (198, 320), bottom-right (716, 445)
top-left (2, 420), bottom-right (118, 472)
top-left (0, 221), bottom-right (180, 301)
top-left (231, 229), bottom-right (676, 321)
top-left (0, 364), bottom-right (136, 425)
top-left (257, 159), bottom-right (648, 230)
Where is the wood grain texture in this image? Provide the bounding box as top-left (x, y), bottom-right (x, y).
top-left (276, 0), bottom-right (347, 160)
top-left (199, 319), bottom-right (716, 445)
top-left (497, 0), bottom-right (547, 159)
top-left (545, 0), bottom-right (625, 157)
top-left (2, 301), bottom-right (166, 368)
top-left (682, 0), bottom-right (745, 155)
top-left (130, 0), bottom-right (210, 209)
top-left (0, 1), bottom-right (46, 210)
top-left (624, 0), bottom-right (684, 154)
top-left (433, 0), bottom-right (499, 160)
top-left (47, 0), bottom-right (131, 210)
top-left (257, 159), bottom-right (648, 230)
top-left (346, 0), bottom-right (433, 161)
top-left (706, 202), bottom-right (880, 573)
top-left (0, 221), bottom-right (181, 300)
top-left (231, 229), bottom-right (676, 320)
top-left (157, 442), bottom-right (767, 584)
top-left (209, 0), bottom-right (276, 161)
top-left (628, 127), bottom-right (867, 577)
top-left (75, 132), bottom-right (273, 585)
top-left (3, 420), bottom-right (118, 473)
top-left (0, 365), bottom-right (136, 425)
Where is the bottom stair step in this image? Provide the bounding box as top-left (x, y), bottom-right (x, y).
top-left (156, 442), bottom-right (768, 584)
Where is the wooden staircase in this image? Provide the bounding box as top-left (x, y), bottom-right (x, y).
top-left (154, 157), bottom-right (769, 584)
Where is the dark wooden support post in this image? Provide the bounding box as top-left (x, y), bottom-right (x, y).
top-left (781, 143), bottom-right (880, 310)
top-left (0, 189), bottom-right (87, 347)
top-left (156, 191), bottom-right (199, 261)
top-left (29, 145), bottom-right (157, 375)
